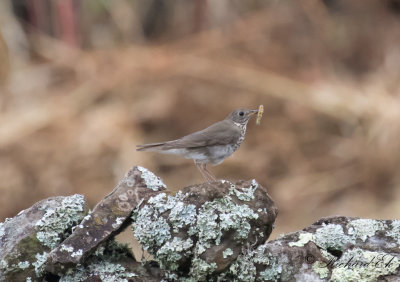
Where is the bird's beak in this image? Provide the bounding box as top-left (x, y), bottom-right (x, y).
top-left (250, 109), bottom-right (258, 115)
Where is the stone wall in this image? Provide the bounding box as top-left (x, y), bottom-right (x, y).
top-left (1, 166), bottom-right (399, 281)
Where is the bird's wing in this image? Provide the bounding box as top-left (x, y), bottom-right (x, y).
top-left (163, 120), bottom-right (241, 149)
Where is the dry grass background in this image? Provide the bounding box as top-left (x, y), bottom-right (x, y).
top-left (1, 0), bottom-right (400, 248)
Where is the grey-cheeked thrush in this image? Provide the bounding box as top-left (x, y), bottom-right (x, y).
top-left (137, 108), bottom-right (259, 182)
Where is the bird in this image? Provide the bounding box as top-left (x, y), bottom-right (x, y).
top-left (136, 108), bottom-right (259, 182)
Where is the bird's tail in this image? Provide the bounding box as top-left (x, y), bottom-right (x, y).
top-left (136, 142), bottom-right (167, 152)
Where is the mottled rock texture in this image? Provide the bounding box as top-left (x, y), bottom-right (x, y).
top-left (58, 240), bottom-right (163, 282)
top-left (0, 195), bottom-right (89, 281)
top-left (1, 166), bottom-right (399, 282)
top-left (223, 216), bottom-right (400, 282)
top-left (132, 179), bottom-right (277, 280)
top-left (46, 166), bottom-right (166, 275)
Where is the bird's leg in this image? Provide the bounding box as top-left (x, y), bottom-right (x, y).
top-left (195, 161), bottom-right (213, 182)
top-left (202, 163), bottom-right (217, 182)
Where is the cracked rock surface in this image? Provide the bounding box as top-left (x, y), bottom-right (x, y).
top-left (0, 195), bottom-right (89, 281)
top-left (132, 179), bottom-right (278, 280)
top-left (1, 166), bottom-right (399, 281)
top-left (230, 216), bottom-right (400, 281)
top-left (46, 166), bottom-right (166, 275)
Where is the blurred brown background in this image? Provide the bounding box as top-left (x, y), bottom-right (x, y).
top-left (1, 0), bottom-right (400, 244)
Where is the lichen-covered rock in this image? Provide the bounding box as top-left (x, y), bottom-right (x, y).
top-left (0, 195), bottom-right (89, 281)
top-left (220, 216), bottom-right (400, 281)
top-left (59, 240), bottom-right (163, 282)
top-left (46, 166), bottom-right (166, 275)
top-left (4, 165), bottom-right (399, 282)
top-left (132, 179), bottom-right (278, 281)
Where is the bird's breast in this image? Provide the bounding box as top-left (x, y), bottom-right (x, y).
top-left (231, 122), bottom-right (247, 152)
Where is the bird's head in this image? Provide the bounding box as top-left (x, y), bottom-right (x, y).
top-left (226, 108), bottom-right (258, 124)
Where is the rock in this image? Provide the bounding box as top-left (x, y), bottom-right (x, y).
top-left (58, 240), bottom-right (164, 282)
top-left (46, 166), bottom-right (167, 275)
top-left (219, 216), bottom-right (400, 281)
top-left (0, 195), bottom-right (89, 281)
top-left (132, 179), bottom-right (278, 281)
top-left (3, 166), bottom-right (399, 281)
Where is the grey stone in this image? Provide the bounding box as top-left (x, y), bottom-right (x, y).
top-left (3, 166), bottom-right (399, 282)
top-left (132, 179), bottom-right (278, 280)
top-left (58, 240), bottom-right (163, 282)
top-left (46, 166), bottom-right (166, 275)
top-left (219, 216), bottom-right (400, 281)
top-left (0, 194), bottom-right (89, 281)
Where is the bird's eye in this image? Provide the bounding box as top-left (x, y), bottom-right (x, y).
top-left (239, 111), bottom-right (244, 116)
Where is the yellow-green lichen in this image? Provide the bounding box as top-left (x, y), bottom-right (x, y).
top-left (132, 192), bottom-right (197, 273)
top-left (1, 259), bottom-right (8, 269)
top-left (132, 205), bottom-right (171, 249)
top-left (330, 248), bottom-right (400, 281)
top-left (33, 252), bottom-right (48, 277)
top-left (132, 189), bottom-right (260, 279)
top-left (17, 261), bottom-right (30, 270)
top-left (58, 243), bottom-right (83, 259)
top-left (1, 194), bottom-right (87, 281)
top-left (60, 260), bottom-right (137, 282)
top-left (137, 166), bottom-right (166, 191)
top-left (228, 255), bottom-right (257, 282)
top-left (229, 179), bottom-right (259, 201)
top-left (347, 219), bottom-right (386, 242)
top-left (1, 234), bottom-right (45, 280)
top-left (188, 257), bottom-right (217, 281)
top-left (223, 248), bottom-right (234, 258)
top-left (168, 201), bottom-right (197, 233)
top-left (386, 220), bottom-right (400, 245)
top-left (312, 261), bottom-right (329, 279)
top-left (156, 237), bottom-right (193, 271)
top-left (60, 241), bottom-right (136, 281)
top-left (314, 224), bottom-right (351, 251)
top-left (132, 192), bottom-right (197, 253)
top-left (258, 255), bottom-right (282, 281)
top-left (225, 244), bottom-right (282, 282)
top-left (35, 194), bottom-right (87, 249)
top-left (191, 196), bottom-right (259, 247)
top-left (289, 232), bottom-right (315, 247)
